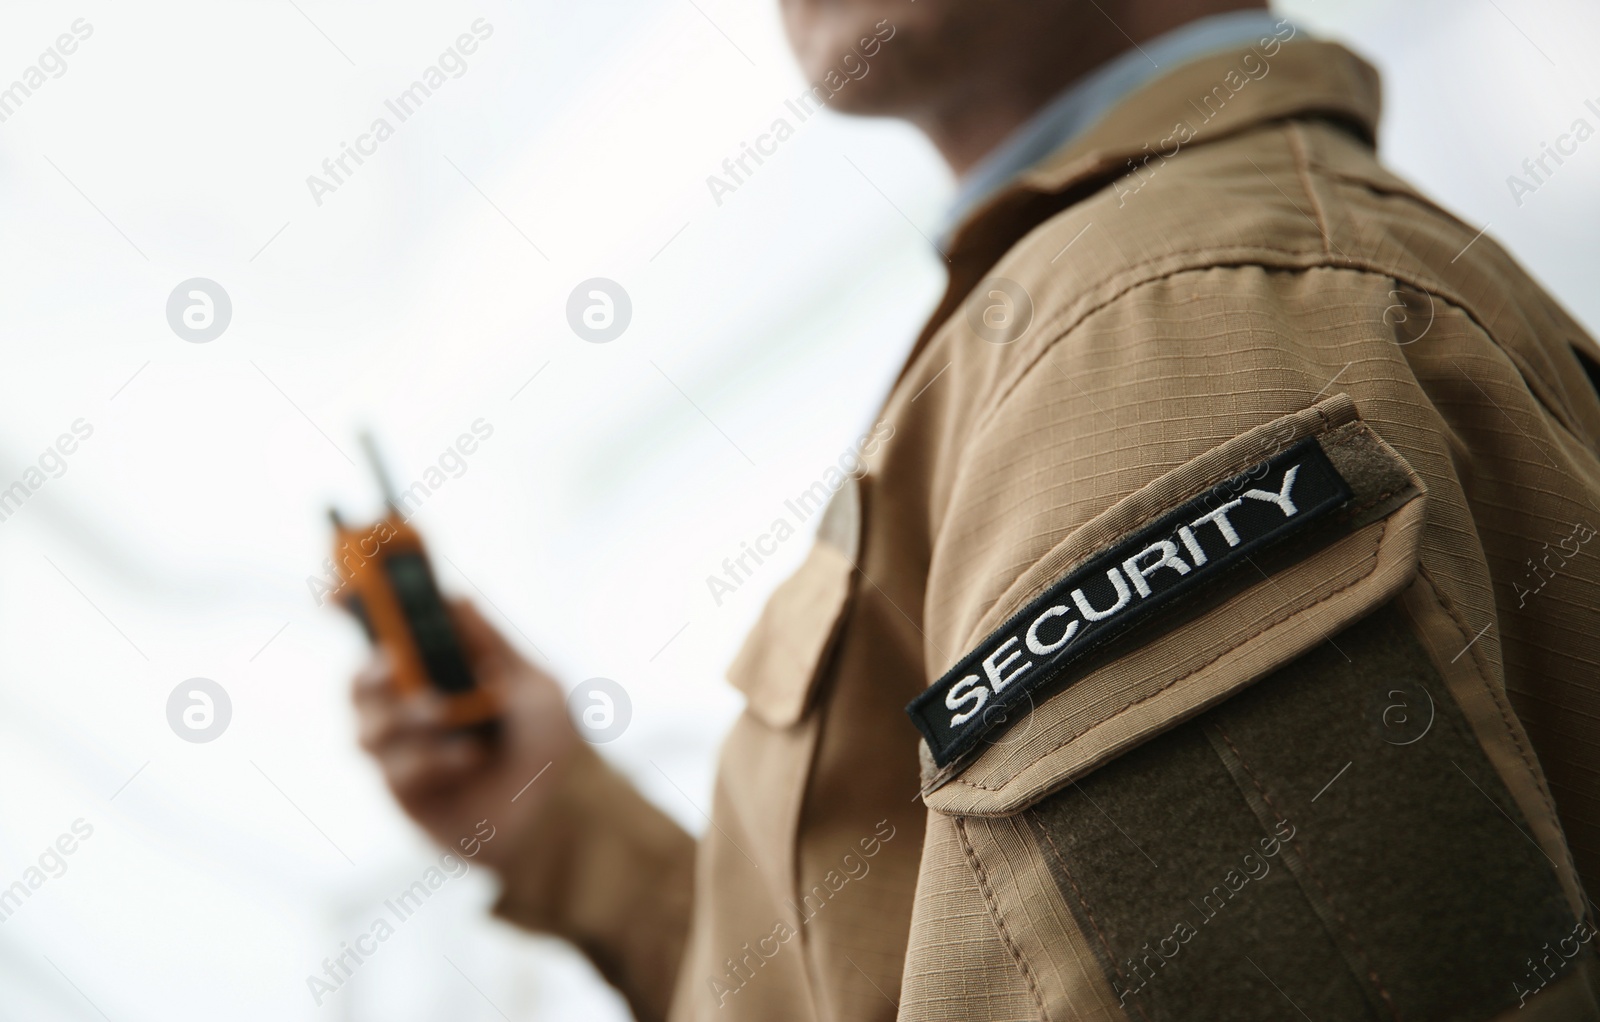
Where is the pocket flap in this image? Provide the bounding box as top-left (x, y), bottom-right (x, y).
top-left (726, 476), bottom-right (861, 727)
top-left (916, 395), bottom-right (1428, 815)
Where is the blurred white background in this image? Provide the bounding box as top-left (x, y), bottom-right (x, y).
top-left (0, 1), bottom-right (1596, 1018)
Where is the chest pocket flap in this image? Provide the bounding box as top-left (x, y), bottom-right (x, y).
top-left (726, 475), bottom-right (861, 728)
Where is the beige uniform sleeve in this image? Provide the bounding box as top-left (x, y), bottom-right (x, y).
top-left (491, 744), bottom-right (697, 1022)
top-left (899, 267), bottom-right (1599, 1021)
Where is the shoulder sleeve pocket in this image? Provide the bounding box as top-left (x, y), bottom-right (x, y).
top-left (904, 396), bottom-right (1589, 1022)
top-left (916, 394), bottom-right (1427, 814)
top-left (726, 475), bottom-right (861, 728)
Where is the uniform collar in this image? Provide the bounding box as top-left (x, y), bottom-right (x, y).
top-left (906, 39), bottom-right (1383, 370)
top-left (944, 10), bottom-right (1293, 237)
top-left (1011, 36), bottom-right (1380, 204)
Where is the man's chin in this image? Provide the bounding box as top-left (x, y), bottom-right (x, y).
top-left (786, 19), bottom-right (910, 118)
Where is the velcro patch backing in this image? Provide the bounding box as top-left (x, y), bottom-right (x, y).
top-left (1024, 607), bottom-right (1578, 1021)
top-left (907, 437), bottom-right (1353, 767)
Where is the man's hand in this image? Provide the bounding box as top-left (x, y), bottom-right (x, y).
top-left (353, 600), bottom-right (584, 874)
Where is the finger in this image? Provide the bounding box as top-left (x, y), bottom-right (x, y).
top-left (352, 651), bottom-right (398, 708)
top-left (380, 736), bottom-right (487, 799)
top-left (357, 700), bottom-right (410, 753)
top-left (449, 600), bottom-right (516, 667)
top-left (357, 691), bottom-right (459, 752)
top-left (353, 654), bottom-right (462, 713)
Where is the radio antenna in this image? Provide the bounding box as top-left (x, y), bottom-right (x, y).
top-left (358, 431), bottom-right (402, 514)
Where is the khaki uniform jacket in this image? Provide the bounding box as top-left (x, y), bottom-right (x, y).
top-left (495, 38), bottom-right (1600, 1022)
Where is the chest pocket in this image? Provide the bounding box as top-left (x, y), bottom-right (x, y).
top-left (726, 476), bottom-right (861, 727)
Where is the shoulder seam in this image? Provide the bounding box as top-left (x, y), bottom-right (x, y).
top-left (961, 260), bottom-right (1593, 524)
top-left (1288, 121), bottom-right (1334, 259)
top-left (969, 254), bottom-right (1519, 442)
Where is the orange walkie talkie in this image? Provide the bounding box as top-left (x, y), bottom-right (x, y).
top-left (329, 434), bottom-right (499, 728)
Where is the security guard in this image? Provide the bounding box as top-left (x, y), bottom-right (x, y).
top-left (354, 2), bottom-right (1600, 1019)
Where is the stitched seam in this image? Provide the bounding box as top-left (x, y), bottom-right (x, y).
top-left (1211, 723), bottom-right (1403, 1021)
top-left (1305, 162), bottom-right (1466, 229)
top-left (1288, 122), bottom-right (1333, 258)
top-left (955, 817), bottom-right (1051, 1020)
top-left (967, 261), bottom-right (1500, 449)
top-left (1415, 564), bottom-right (1562, 829)
top-left (1028, 812), bottom-right (1151, 1022)
top-left (949, 519), bottom-right (1389, 792)
top-left (978, 259), bottom-right (1425, 426)
top-left (928, 259), bottom-right (1467, 598)
top-left (1342, 483), bottom-right (1411, 520)
top-left (1313, 403), bottom-right (1333, 434)
top-left (1305, 150), bottom-right (1600, 430)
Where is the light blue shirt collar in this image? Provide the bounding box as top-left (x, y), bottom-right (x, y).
top-left (944, 10), bottom-right (1291, 237)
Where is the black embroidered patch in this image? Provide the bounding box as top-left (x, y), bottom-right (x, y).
top-left (907, 438), bottom-right (1354, 767)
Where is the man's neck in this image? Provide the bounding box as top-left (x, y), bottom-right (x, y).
top-left (912, 0), bottom-right (1268, 176)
